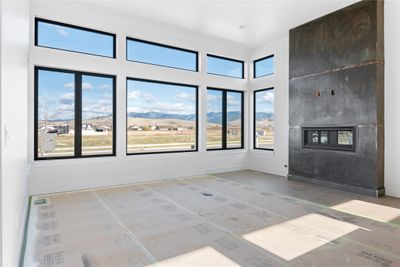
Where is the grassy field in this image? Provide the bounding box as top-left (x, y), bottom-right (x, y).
top-left (127, 130), bottom-right (197, 153)
top-left (255, 131), bottom-right (274, 149)
top-left (37, 117), bottom-right (245, 156)
top-left (38, 133), bottom-right (114, 157)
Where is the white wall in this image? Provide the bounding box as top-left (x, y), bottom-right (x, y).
top-left (28, 1), bottom-right (249, 195)
top-left (246, 36), bottom-right (289, 177)
top-left (28, 1), bottom-right (400, 199)
top-left (384, 0), bottom-right (400, 198)
top-left (0, 1), bottom-right (30, 266)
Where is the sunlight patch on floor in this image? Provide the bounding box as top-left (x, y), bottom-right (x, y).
top-left (243, 213), bottom-right (360, 261)
top-left (332, 199), bottom-right (400, 223)
top-left (147, 247), bottom-right (241, 267)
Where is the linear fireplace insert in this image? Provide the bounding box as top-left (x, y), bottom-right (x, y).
top-left (302, 127), bottom-right (356, 151)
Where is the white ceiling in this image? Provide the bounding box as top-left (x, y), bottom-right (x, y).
top-left (92, 0), bottom-right (359, 48)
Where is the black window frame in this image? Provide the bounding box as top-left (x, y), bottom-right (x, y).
top-left (302, 126), bottom-right (356, 151)
top-left (35, 18), bottom-right (116, 58)
top-left (206, 87), bottom-right (244, 151)
top-left (253, 87), bottom-right (275, 151)
top-left (253, 54), bottom-right (274, 78)
top-left (126, 77), bottom-right (199, 155)
top-left (126, 37), bottom-right (199, 72)
top-left (206, 54), bottom-right (245, 79)
top-left (34, 66), bottom-right (117, 160)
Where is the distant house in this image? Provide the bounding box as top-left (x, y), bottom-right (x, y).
top-left (159, 126), bottom-right (178, 131)
top-left (148, 125), bottom-right (187, 131)
top-left (53, 125), bottom-right (69, 134)
top-left (228, 129), bottom-right (239, 136)
top-left (97, 126), bottom-right (111, 133)
top-left (39, 125), bottom-right (69, 135)
top-left (82, 124), bottom-right (94, 132)
top-left (82, 124), bottom-right (96, 135)
top-left (129, 126), bottom-right (143, 131)
top-left (256, 130), bottom-right (264, 137)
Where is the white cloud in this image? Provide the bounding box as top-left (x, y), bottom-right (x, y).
top-left (260, 91), bottom-right (274, 104)
top-left (128, 90), bottom-right (141, 99)
top-left (153, 102), bottom-right (193, 113)
top-left (82, 99), bottom-right (112, 119)
top-left (59, 93), bottom-right (74, 105)
top-left (64, 82), bottom-right (74, 89)
top-left (82, 82), bottom-right (94, 90)
top-left (128, 102), bottom-right (194, 115)
top-left (64, 82), bottom-right (93, 90)
top-left (227, 94), bottom-right (241, 106)
top-left (175, 92), bottom-right (195, 102)
top-left (128, 90), bottom-right (156, 103)
top-left (55, 26), bottom-right (69, 37)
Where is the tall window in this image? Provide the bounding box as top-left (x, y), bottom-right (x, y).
top-left (207, 54), bottom-right (244, 79)
top-left (127, 78), bottom-right (198, 154)
top-left (207, 88), bottom-right (244, 150)
top-left (126, 38), bottom-right (198, 71)
top-left (254, 88), bottom-right (274, 150)
top-left (35, 67), bottom-right (116, 159)
top-left (254, 55), bottom-right (274, 78)
top-left (35, 18), bottom-right (115, 58)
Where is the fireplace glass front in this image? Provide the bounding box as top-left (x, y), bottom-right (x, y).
top-left (303, 127), bottom-right (356, 151)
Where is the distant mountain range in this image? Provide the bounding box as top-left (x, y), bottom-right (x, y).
top-left (46, 111), bottom-right (274, 123)
top-left (128, 112), bottom-right (197, 121)
top-left (255, 112), bottom-right (274, 121)
top-left (127, 111), bottom-right (273, 123)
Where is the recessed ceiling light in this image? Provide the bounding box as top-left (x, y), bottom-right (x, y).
top-left (239, 25), bottom-right (246, 29)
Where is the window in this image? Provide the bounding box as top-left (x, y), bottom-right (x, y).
top-left (254, 88), bottom-right (274, 150)
top-left (126, 38), bottom-right (198, 71)
top-left (207, 90), bottom-right (223, 149)
top-left (207, 54), bottom-right (244, 79)
top-left (207, 88), bottom-right (244, 150)
top-left (35, 18), bottom-right (115, 58)
top-left (35, 67), bottom-right (116, 160)
top-left (127, 78), bottom-right (198, 154)
top-left (303, 127), bottom-right (356, 151)
top-left (254, 55), bottom-right (274, 78)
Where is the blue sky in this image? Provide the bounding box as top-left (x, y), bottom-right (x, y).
top-left (127, 40), bottom-right (197, 71)
top-left (207, 56), bottom-right (242, 78)
top-left (255, 56), bottom-right (274, 77)
top-left (255, 90), bottom-right (274, 114)
top-left (127, 80), bottom-right (196, 115)
top-left (38, 21), bottom-right (114, 57)
top-left (38, 70), bottom-right (113, 121)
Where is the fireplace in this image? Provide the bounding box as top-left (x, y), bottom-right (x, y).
top-left (302, 127), bottom-right (356, 151)
top-left (288, 0), bottom-right (384, 196)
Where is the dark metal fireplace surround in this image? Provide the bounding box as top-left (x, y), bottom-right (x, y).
top-left (288, 0), bottom-right (384, 196)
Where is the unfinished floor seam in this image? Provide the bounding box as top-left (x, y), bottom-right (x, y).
top-left (200, 175), bottom-right (400, 259)
top-left (183, 176), bottom-right (400, 260)
top-left (91, 190), bottom-right (158, 263)
top-left (141, 183), bottom-right (291, 267)
top-left (207, 174), bottom-right (400, 228)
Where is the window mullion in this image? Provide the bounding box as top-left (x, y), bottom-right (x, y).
top-left (75, 73), bottom-right (82, 157)
top-left (222, 90), bottom-right (227, 149)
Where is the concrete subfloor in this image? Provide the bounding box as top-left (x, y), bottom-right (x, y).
top-left (22, 170), bottom-right (400, 267)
